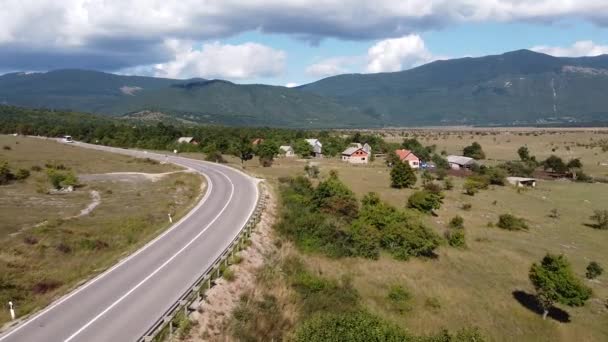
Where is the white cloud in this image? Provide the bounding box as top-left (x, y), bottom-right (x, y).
top-left (531, 40), bottom-right (608, 57)
top-left (285, 82), bottom-right (299, 88)
top-left (154, 40), bottom-right (286, 80)
top-left (366, 34), bottom-right (443, 73)
top-left (3, 1), bottom-right (608, 71)
top-left (305, 56), bottom-right (363, 78)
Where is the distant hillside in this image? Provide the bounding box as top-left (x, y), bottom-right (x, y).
top-left (0, 70), bottom-right (373, 128)
top-left (300, 50), bottom-right (608, 125)
top-left (3, 50), bottom-right (608, 127)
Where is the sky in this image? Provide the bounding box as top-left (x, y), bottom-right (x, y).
top-left (2, 1), bottom-right (608, 86)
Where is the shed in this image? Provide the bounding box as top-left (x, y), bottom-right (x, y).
top-left (305, 139), bottom-right (323, 157)
top-left (447, 155), bottom-right (476, 170)
top-left (507, 177), bottom-right (537, 188)
top-left (177, 137), bottom-right (198, 145)
top-left (279, 145), bottom-right (295, 157)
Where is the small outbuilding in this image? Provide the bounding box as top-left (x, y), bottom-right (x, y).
top-left (305, 139), bottom-right (323, 157)
top-left (395, 149), bottom-right (420, 169)
top-left (447, 155), bottom-right (476, 170)
top-left (279, 145), bottom-right (295, 157)
top-left (341, 144), bottom-right (369, 164)
top-left (177, 137), bottom-right (198, 145)
top-left (507, 177), bottom-right (537, 188)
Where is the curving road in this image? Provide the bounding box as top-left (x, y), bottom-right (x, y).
top-left (0, 141), bottom-right (260, 342)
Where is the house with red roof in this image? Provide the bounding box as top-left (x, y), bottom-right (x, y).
top-left (395, 149), bottom-right (420, 169)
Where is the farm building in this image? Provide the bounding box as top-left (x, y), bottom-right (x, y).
top-left (279, 145), bottom-right (295, 157)
top-left (177, 137), bottom-right (198, 145)
top-left (447, 155), bottom-right (476, 170)
top-left (507, 177), bottom-right (537, 188)
top-left (305, 139), bottom-right (323, 157)
top-left (395, 149), bottom-right (420, 169)
top-left (341, 144), bottom-right (370, 164)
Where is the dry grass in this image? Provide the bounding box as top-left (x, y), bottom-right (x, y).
top-left (0, 136), bottom-right (204, 325)
top-left (182, 130), bottom-right (608, 341)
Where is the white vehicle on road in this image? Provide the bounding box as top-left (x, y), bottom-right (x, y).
top-left (62, 135), bottom-right (74, 143)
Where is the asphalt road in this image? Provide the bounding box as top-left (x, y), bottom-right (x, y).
top-left (0, 141), bottom-right (259, 342)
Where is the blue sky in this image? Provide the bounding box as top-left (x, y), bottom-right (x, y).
top-left (2, 1), bottom-right (608, 86)
top-left (223, 19), bottom-right (608, 86)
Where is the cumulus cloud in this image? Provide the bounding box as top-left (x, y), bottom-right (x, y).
top-left (530, 40), bottom-right (608, 57)
top-left (154, 40), bottom-right (286, 80)
top-left (366, 34), bottom-right (442, 73)
top-left (305, 56), bottom-right (364, 78)
top-left (2, 1), bottom-right (608, 71)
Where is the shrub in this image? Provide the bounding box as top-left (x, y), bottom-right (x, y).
top-left (449, 215), bottom-right (464, 229)
top-left (30, 165), bottom-right (42, 172)
top-left (407, 191), bottom-right (443, 214)
top-left (15, 168), bottom-right (30, 181)
top-left (422, 181), bottom-right (443, 194)
top-left (589, 210), bottom-right (608, 230)
top-left (543, 155), bottom-right (568, 173)
top-left (463, 142), bottom-right (486, 160)
top-left (313, 172), bottom-right (359, 219)
top-left (445, 229), bottom-right (466, 248)
top-left (425, 297), bottom-right (441, 310)
top-left (390, 161), bottom-right (417, 189)
top-left (223, 267), bottom-right (236, 282)
top-left (3, 145), bottom-right (11, 150)
top-left (47, 169), bottom-right (78, 189)
top-left (0, 161), bottom-right (15, 185)
top-left (461, 203), bottom-right (472, 211)
top-left (586, 261), bottom-right (603, 279)
top-left (387, 285), bottom-right (412, 314)
top-left (304, 164), bottom-right (320, 178)
top-left (443, 177), bottom-right (454, 190)
top-left (497, 214), bottom-right (529, 231)
top-left (293, 311), bottom-right (411, 342)
top-left (481, 166), bottom-right (507, 186)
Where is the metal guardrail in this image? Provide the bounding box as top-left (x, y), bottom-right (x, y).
top-left (137, 185), bottom-right (267, 342)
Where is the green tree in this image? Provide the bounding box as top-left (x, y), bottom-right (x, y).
top-left (294, 139), bottom-right (313, 158)
top-left (518, 146), bottom-right (531, 161)
top-left (463, 142), bottom-right (486, 160)
top-left (407, 191), bottom-right (443, 214)
top-left (313, 171), bottom-right (359, 218)
top-left (543, 155), bottom-right (568, 173)
top-left (257, 140), bottom-right (279, 167)
top-left (496, 214), bottom-right (528, 231)
top-left (449, 215), bottom-right (464, 229)
top-left (529, 254), bottom-right (592, 320)
top-left (586, 261), bottom-right (603, 279)
top-left (390, 161), bottom-right (417, 189)
top-left (235, 139), bottom-right (254, 165)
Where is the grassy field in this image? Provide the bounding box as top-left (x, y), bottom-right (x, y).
top-left (187, 129), bottom-right (608, 341)
top-left (0, 136), bottom-right (205, 325)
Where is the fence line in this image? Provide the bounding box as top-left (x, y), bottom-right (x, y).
top-left (138, 184), bottom-right (267, 342)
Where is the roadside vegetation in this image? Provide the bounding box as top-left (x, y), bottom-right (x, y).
top-left (0, 136), bottom-right (204, 324)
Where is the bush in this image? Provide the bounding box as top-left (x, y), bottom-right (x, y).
top-left (223, 267), bottom-right (236, 282)
top-left (407, 191), bottom-right (443, 214)
top-left (3, 145), bottom-right (11, 150)
top-left (387, 285), bottom-right (411, 314)
top-left (463, 175), bottom-right (489, 195)
top-left (461, 203), bottom-right (472, 211)
top-left (390, 161), bottom-right (417, 188)
top-left (463, 142), bottom-right (486, 160)
top-left (47, 169), bottom-right (78, 189)
top-left (0, 161), bottom-right (15, 185)
top-left (293, 311), bottom-right (410, 342)
top-left (31, 165), bottom-right (43, 172)
top-left (589, 210), bottom-right (608, 230)
top-left (586, 261), bottom-right (603, 279)
top-left (497, 214), bottom-right (529, 231)
top-left (304, 164), bottom-right (320, 178)
top-left (445, 229), bottom-right (466, 248)
top-left (449, 215), bottom-right (464, 229)
top-left (443, 177), bottom-right (454, 190)
top-left (15, 168), bottom-right (30, 181)
top-left (481, 166), bottom-right (507, 186)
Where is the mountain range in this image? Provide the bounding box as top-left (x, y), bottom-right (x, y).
top-left (1, 49), bottom-right (608, 127)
